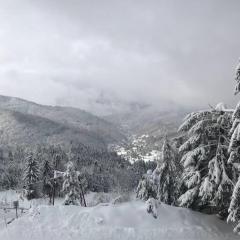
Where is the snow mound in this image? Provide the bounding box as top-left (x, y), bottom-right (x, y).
top-left (0, 200), bottom-right (238, 240)
top-left (215, 102), bottom-right (227, 111)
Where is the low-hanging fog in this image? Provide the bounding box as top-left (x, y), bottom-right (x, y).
top-left (0, 0), bottom-right (240, 115)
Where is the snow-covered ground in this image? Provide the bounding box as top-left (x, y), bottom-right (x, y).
top-left (114, 134), bottom-right (161, 163)
top-left (0, 191), bottom-right (238, 240)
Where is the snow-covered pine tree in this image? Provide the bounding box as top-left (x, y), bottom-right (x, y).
top-left (42, 159), bottom-right (53, 202)
top-left (227, 60), bottom-right (240, 232)
top-left (228, 102), bottom-right (240, 169)
top-left (234, 59), bottom-right (240, 95)
top-left (23, 152), bottom-right (40, 200)
top-left (201, 112), bottom-right (233, 218)
top-left (154, 138), bottom-right (179, 205)
top-left (227, 180), bottom-right (240, 233)
top-left (178, 106), bottom-right (233, 213)
top-left (136, 170), bottom-right (157, 201)
top-left (178, 110), bottom-right (213, 208)
top-left (62, 161), bottom-right (81, 205)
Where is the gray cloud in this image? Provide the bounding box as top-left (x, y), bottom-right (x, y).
top-left (0, 0), bottom-right (240, 114)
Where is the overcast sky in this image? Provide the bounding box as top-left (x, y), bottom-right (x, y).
top-left (0, 0), bottom-right (240, 113)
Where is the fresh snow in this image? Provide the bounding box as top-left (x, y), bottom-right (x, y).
top-left (0, 195), bottom-right (238, 240)
top-left (114, 134), bottom-right (161, 163)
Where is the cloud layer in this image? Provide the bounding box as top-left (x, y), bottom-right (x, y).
top-left (0, 0), bottom-right (240, 113)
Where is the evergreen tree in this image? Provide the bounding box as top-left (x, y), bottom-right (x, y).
top-left (227, 62), bottom-right (240, 231)
top-left (78, 171), bottom-right (88, 207)
top-left (178, 110), bottom-right (213, 208)
top-left (42, 159), bottom-right (53, 202)
top-left (8, 150), bottom-right (14, 162)
top-left (178, 107), bottom-right (233, 213)
top-left (227, 180), bottom-right (240, 233)
top-left (234, 59), bottom-right (240, 95)
top-left (205, 147), bottom-right (233, 218)
top-left (23, 152), bottom-right (39, 200)
top-left (228, 102), bottom-right (240, 170)
top-left (155, 138), bottom-right (179, 205)
top-left (62, 161), bottom-right (81, 205)
top-left (136, 170), bottom-right (157, 201)
top-left (202, 113), bottom-right (233, 218)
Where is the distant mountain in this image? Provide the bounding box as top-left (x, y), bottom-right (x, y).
top-left (0, 95), bottom-right (194, 154)
top-left (0, 95), bottom-right (126, 148)
top-left (104, 105), bottom-right (192, 137)
top-left (0, 109), bottom-right (107, 148)
top-left (106, 104), bottom-right (194, 161)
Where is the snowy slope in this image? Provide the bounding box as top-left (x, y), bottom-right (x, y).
top-left (0, 109), bottom-right (106, 149)
top-left (114, 134), bottom-right (162, 163)
top-left (0, 95), bottom-right (125, 147)
top-left (0, 200), bottom-right (238, 240)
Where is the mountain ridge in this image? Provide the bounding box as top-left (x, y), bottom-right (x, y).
top-left (0, 95), bottom-right (126, 149)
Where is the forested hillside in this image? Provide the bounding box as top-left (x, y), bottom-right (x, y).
top-left (0, 95), bottom-right (125, 147)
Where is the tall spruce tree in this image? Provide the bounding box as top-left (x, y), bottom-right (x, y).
top-left (178, 106), bottom-right (233, 213)
top-left (62, 161), bottom-right (81, 205)
top-left (228, 102), bottom-right (240, 168)
top-left (42, 159), bottom-right (53, 202)
top-left (136, 169), bottom-right (157, 201)
top-left (227, 180), bottom-right (240, 233)
top-left (202, 113), bottom-right (233, 218)
top-left (227, 60), bottom-right (240, 232)
top-left (234, 59), bottom-right (240, 95)
top-left (23, 152), bottom-right (39, 200)
top-left (136, 138), bottom-right (180, 205)
top-left (155, 138), bottom-right (179, 205)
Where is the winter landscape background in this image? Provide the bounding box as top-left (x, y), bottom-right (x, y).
top-left (1, 0), bottom-right (240, 240)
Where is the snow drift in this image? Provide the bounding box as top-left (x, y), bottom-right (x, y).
top-left (0, 200), bottom-right (238, 240)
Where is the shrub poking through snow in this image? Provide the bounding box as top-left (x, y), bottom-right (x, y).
top-left (112, 194), bottom-right (130, 205)
top-left (146, 197), bottom-right (159, 219)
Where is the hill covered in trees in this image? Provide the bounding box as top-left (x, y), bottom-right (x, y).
top-left (0, 95), bottom-right (126, 148)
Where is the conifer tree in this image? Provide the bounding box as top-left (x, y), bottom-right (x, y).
top-left (155, 138), bottom-right (179, 205)
top-left (178, 110), bottom-right (213, 208)
top-left (227, 180), bottom-right (240, 233)
top-left (62, 161), bottom-right (81, 205)
top-left (228, 102), bottom-right (240, 168)
top-left (136, 170), bottom-right (157, 201)
top-left (23, 152), bottom-right (39, 200)
top-left (227, 60), bottom-right (240, 232)
top-left (234, 59), bottom-right (240, 95)
top-left (42, 159), bottom-right (53, 202)
top-left (178, 107), bottom-right (233, 212)
top-left (202, 113), bottom-right (233, 217)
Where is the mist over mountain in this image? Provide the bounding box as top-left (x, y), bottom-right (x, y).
top-left (0, 95), bottom-right (126, 149)
top-left (0, 93), bottom-right (196, 165)
top-left (0, 109), bottom-right (107, 148)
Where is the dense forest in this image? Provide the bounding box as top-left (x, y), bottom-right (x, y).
top-left (0, 143), bottom-right (156, 195)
